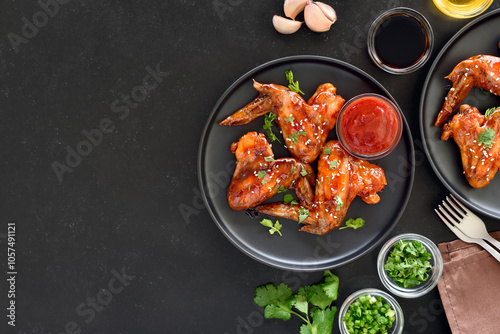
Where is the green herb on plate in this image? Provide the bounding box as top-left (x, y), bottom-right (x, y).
top-left (384, 240), bottom-right (432, 288)
top-left (259, 218), bottom-right (283, 236)
top-left (298, 208), bottom-right (309, 223)
top-left (477, 127), bottom-right (495, 149)
top-left (484, 106), bottom-right (500, 118)
top-left (255, 270), bottom-right (339, 334)
top-left (284, 194), bottom-right (299, 205)
top-left (285, 70), bottom-right (305, 95)
top-left (339, 218), bottom-right (365, 230)
top-left (263, 113), bottom-right (281, 143)
top-left (342, 294), bottom-right (396, 334)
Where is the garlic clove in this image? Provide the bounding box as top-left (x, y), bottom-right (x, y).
top-left (304, 1), bottom-right (337, 33)
top-left (284, 0), bottom-right (309, 19)
top-left (315, 1), bottom-right (337, 23)
top-left (272, 15), bottom-right (303, 34)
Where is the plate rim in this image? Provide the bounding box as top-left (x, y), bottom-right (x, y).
top-left (198, 55), bottom-right (415, 271)
top-left (419, 8), bottom-right (500, 218)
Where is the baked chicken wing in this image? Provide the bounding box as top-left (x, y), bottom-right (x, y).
top-left (441, 104), bottom-right (500, 188)
top-left (227, 132), bottom-right (315, 210)
top-left (220, 81), bottom-right (345, 163)
top-left (435, 55), bottom-right (500, 126)
top-left (255, 140), bottom-right (387, 235)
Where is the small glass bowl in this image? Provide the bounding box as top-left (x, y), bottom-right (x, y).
top-left (432, 0), bottom-right (493, 19)
top-left (338, 288), bottom-right (404, 334)
top-left (377, 233), bottom-right (444, 298)
top-left (367, 7), bottom-right (434, 74)
top-left (336, 93), bottom-right (403, 160)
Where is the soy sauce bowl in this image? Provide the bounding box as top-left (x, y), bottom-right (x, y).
top-left (377, 233), bottom-right (444, 298)
top-left (367, 7), bottom-right (434, 74)
top-left (338, 288), bottom-right (404, 334)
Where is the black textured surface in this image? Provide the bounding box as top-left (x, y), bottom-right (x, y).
top-left (1, 1), bottom-right (499, 333)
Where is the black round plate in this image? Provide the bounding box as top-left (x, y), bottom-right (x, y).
top-left (199, 55), bottom-right (415, 271)
top-left (420, 9), bottom-right (500, 218)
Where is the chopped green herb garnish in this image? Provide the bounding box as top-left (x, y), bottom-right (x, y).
top-left (237, 203), bottom-right (241, 207)
top-left (264, 156), bottom-right (274, 162)
top-left (248, 184), bottom-right (251, 191)
top-left (257, 170), bottom-right (267, 179)
top-left (329, 159), bottom-right (338, 170)
top-left (342, 294), bottom-right (395, 334)
top-left (298, 208), bottom-right (309, 223)
top-left (289, 130), bottom-right (307, 143)
top-left (283, 194), bottom-right (298, 205)
top-left (339, 218), bottom-right (365, 230)
top-left (259, 218), bottom-right (283, 236)
top-left (478, 127), bottom-right (495, 149)
top-left (261, 180), bottom-right (268, 185)
top-left (480, 88), bottom-right (491, 96)
top-left (284, 117), bottom-right (295, 122)
top-left (384, 240), bottom-right (432, 288)
top-left (323, 147), bottom-right (331, 155)
top-left (263, 113), bottom-right (281, 143)
top-left (255, 271), bottom-right (339, 334)
top-left (276, 185), bottom-right (287, 193)
top-left (485, 106), bottom-right (500, 118)
top-left (300, 167), bottom-right (308, 177)
top-left (334, 195), bottom-right (343, 211)
top-left (285, 70), bottom-right (305, 95)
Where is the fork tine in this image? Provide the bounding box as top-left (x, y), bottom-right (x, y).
top-left (442, 197), bottom-right (463, 222)
top-left (436, 209), bottom-right (461, 234)
top-left (449, 194), bottom-right (468, 216)
top-left (436, 204), bottom-right (458, 226)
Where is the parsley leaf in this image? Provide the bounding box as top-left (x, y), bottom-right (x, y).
top-left (257, 170), bottom-right (267, 179)
top-left (323, 147), bottom-right (331, 155)
top-left (334, 195), bottom-right (343, 211)
top-left (300, 167), bottom-right (309, 177)
top-left (255, 271), bottom-right (339, 334)
top-left (383, 240), bottom-right (432, 288)
top-left (339, 218), bottom-right (365, 230)
top-left (260, 219), bottom-right (283, 236)
top-left (289, 130), bottom-right (307, 143)
top-left (298, 208), bottom-right (309, 223)
top-left (284, 117), bottom-right (295, 122)
top-left (276, 185), bottom-right (287, 193)
top-left (285, 70), bottom-right (305, 95)
top-left (263, 113), bottom-right (281, 144)
top-left (284, 194), bottom-right (299, 205)
top-left (329, 159), bottom-right (338, 170)
top-left (478, 127), bottom-right (495, 149)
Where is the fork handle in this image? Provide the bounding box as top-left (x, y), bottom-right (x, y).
top-left (483, 234), bottom-right (500, 252)
top-left (474, 239), bottom-right (500, 263)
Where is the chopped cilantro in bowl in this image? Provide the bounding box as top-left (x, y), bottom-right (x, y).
top-left (377, 233), bottom-right (444, 298)
top-left (339, 288), bottom-right (403, 334)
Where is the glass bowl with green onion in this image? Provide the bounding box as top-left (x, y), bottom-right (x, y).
top-left (339, 288), bottom-right (403, 334)
top-left (377, 233), bottom-right (444, 298)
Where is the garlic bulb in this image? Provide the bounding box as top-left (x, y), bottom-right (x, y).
top-left (273, 15), bottom-right (303, 34)
top-left (304, 1), bottom-right (337, 33)
top-left (283, 0), bottom-right (309, 19)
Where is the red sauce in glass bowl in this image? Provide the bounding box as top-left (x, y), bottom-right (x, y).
top-left (337, 94), bottom-right (402, 159)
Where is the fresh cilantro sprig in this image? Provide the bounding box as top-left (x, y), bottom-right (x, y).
top-left (298, 208), bottom-right (309, 223)
top-left (339, 218), bottom-right (365, 230)
top-left (254, 271), bottom-right (339, 334)
top-left (260, 219), bottom-right (283, 236)
top-left (284, 194), bottom-right (299, 205)
top-left (263, 113), bottom-right (281, 144)
top-left (484, 106), bottom-right (500, 118)
top-left (384, 240), bottom-right (432, 288)
top-left (285, 70), bottom-right (305, 95)
top-left (478, 127), bottom-right (495, 149)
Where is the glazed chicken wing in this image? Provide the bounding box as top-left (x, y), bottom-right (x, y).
top-left (227, 132), bottom-right (315, 210)
top-left (441, 104), bottom-right (500, 188)
top-left (255, 140), bottom-right (387, 235)
top-left (435, 55), bottom-right (500, 126)
top-left (220, 81), bottom-right (345, 163)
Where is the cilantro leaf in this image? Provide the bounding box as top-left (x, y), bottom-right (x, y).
top-left (284, 194), bottom-right (299, 205)
top-left (257, 170), bottom-right (267, 179)
top-left (339, 218), bottom-right (365, 230)
top-left (284, 117), bottom-right (295, 122)
top-left (259, 219), bottom-right (283, 236)
top-left (298, 208), bottom-right (309, 223)
top-left (289, 130), bottom-right (307, 143)
top-left (311, 307), bottom-right (336, 334)
top-left (478, 127), bottom-right (495, 149)
top-left (276, 185), bottom-right (287, 193)
top-left (323, 147), bottom-right (331, 155)
top-left (334, 195), bottom-right (343, 211)
top-left (263, 113), bottom-right (281, 144)
top-left (264, 304), bottom-right (291, 321)
top-left (264, 156), bottom-right (274, 162)
top-left (300, 167), bottom-right (309, 177)
top-left (485, 106), bottom-right (500, 118)
top-left (293, 294), bottom-right (309, 315)
top-left (329, 159), bottom-right (338, 170)
top-left (285, 70), bottom-right (305, 95)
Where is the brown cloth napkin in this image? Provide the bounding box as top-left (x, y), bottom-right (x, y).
top-left (437, 230), bottom-right (500, 334)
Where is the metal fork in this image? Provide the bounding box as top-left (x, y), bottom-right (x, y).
top-left (438, 195), bottom-right (500, 250)
top-left (435, 207), bottom-right (500, 262)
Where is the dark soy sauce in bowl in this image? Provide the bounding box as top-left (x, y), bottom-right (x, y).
top-left (368, 8), bottom-right (433, 74)
top-left (374, 15), bottom-right (427, 69)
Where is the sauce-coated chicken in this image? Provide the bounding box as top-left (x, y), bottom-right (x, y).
top-left (441, 104), bottom-right (500, 188)
top-left (220, 81), bottom-right (345, 163)
top-left (435, 55), bottom-right (500, 126)
top-left (227, 132), bottom-right (315, 210)
top-left (255, 140), bottom-right (387, 235)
